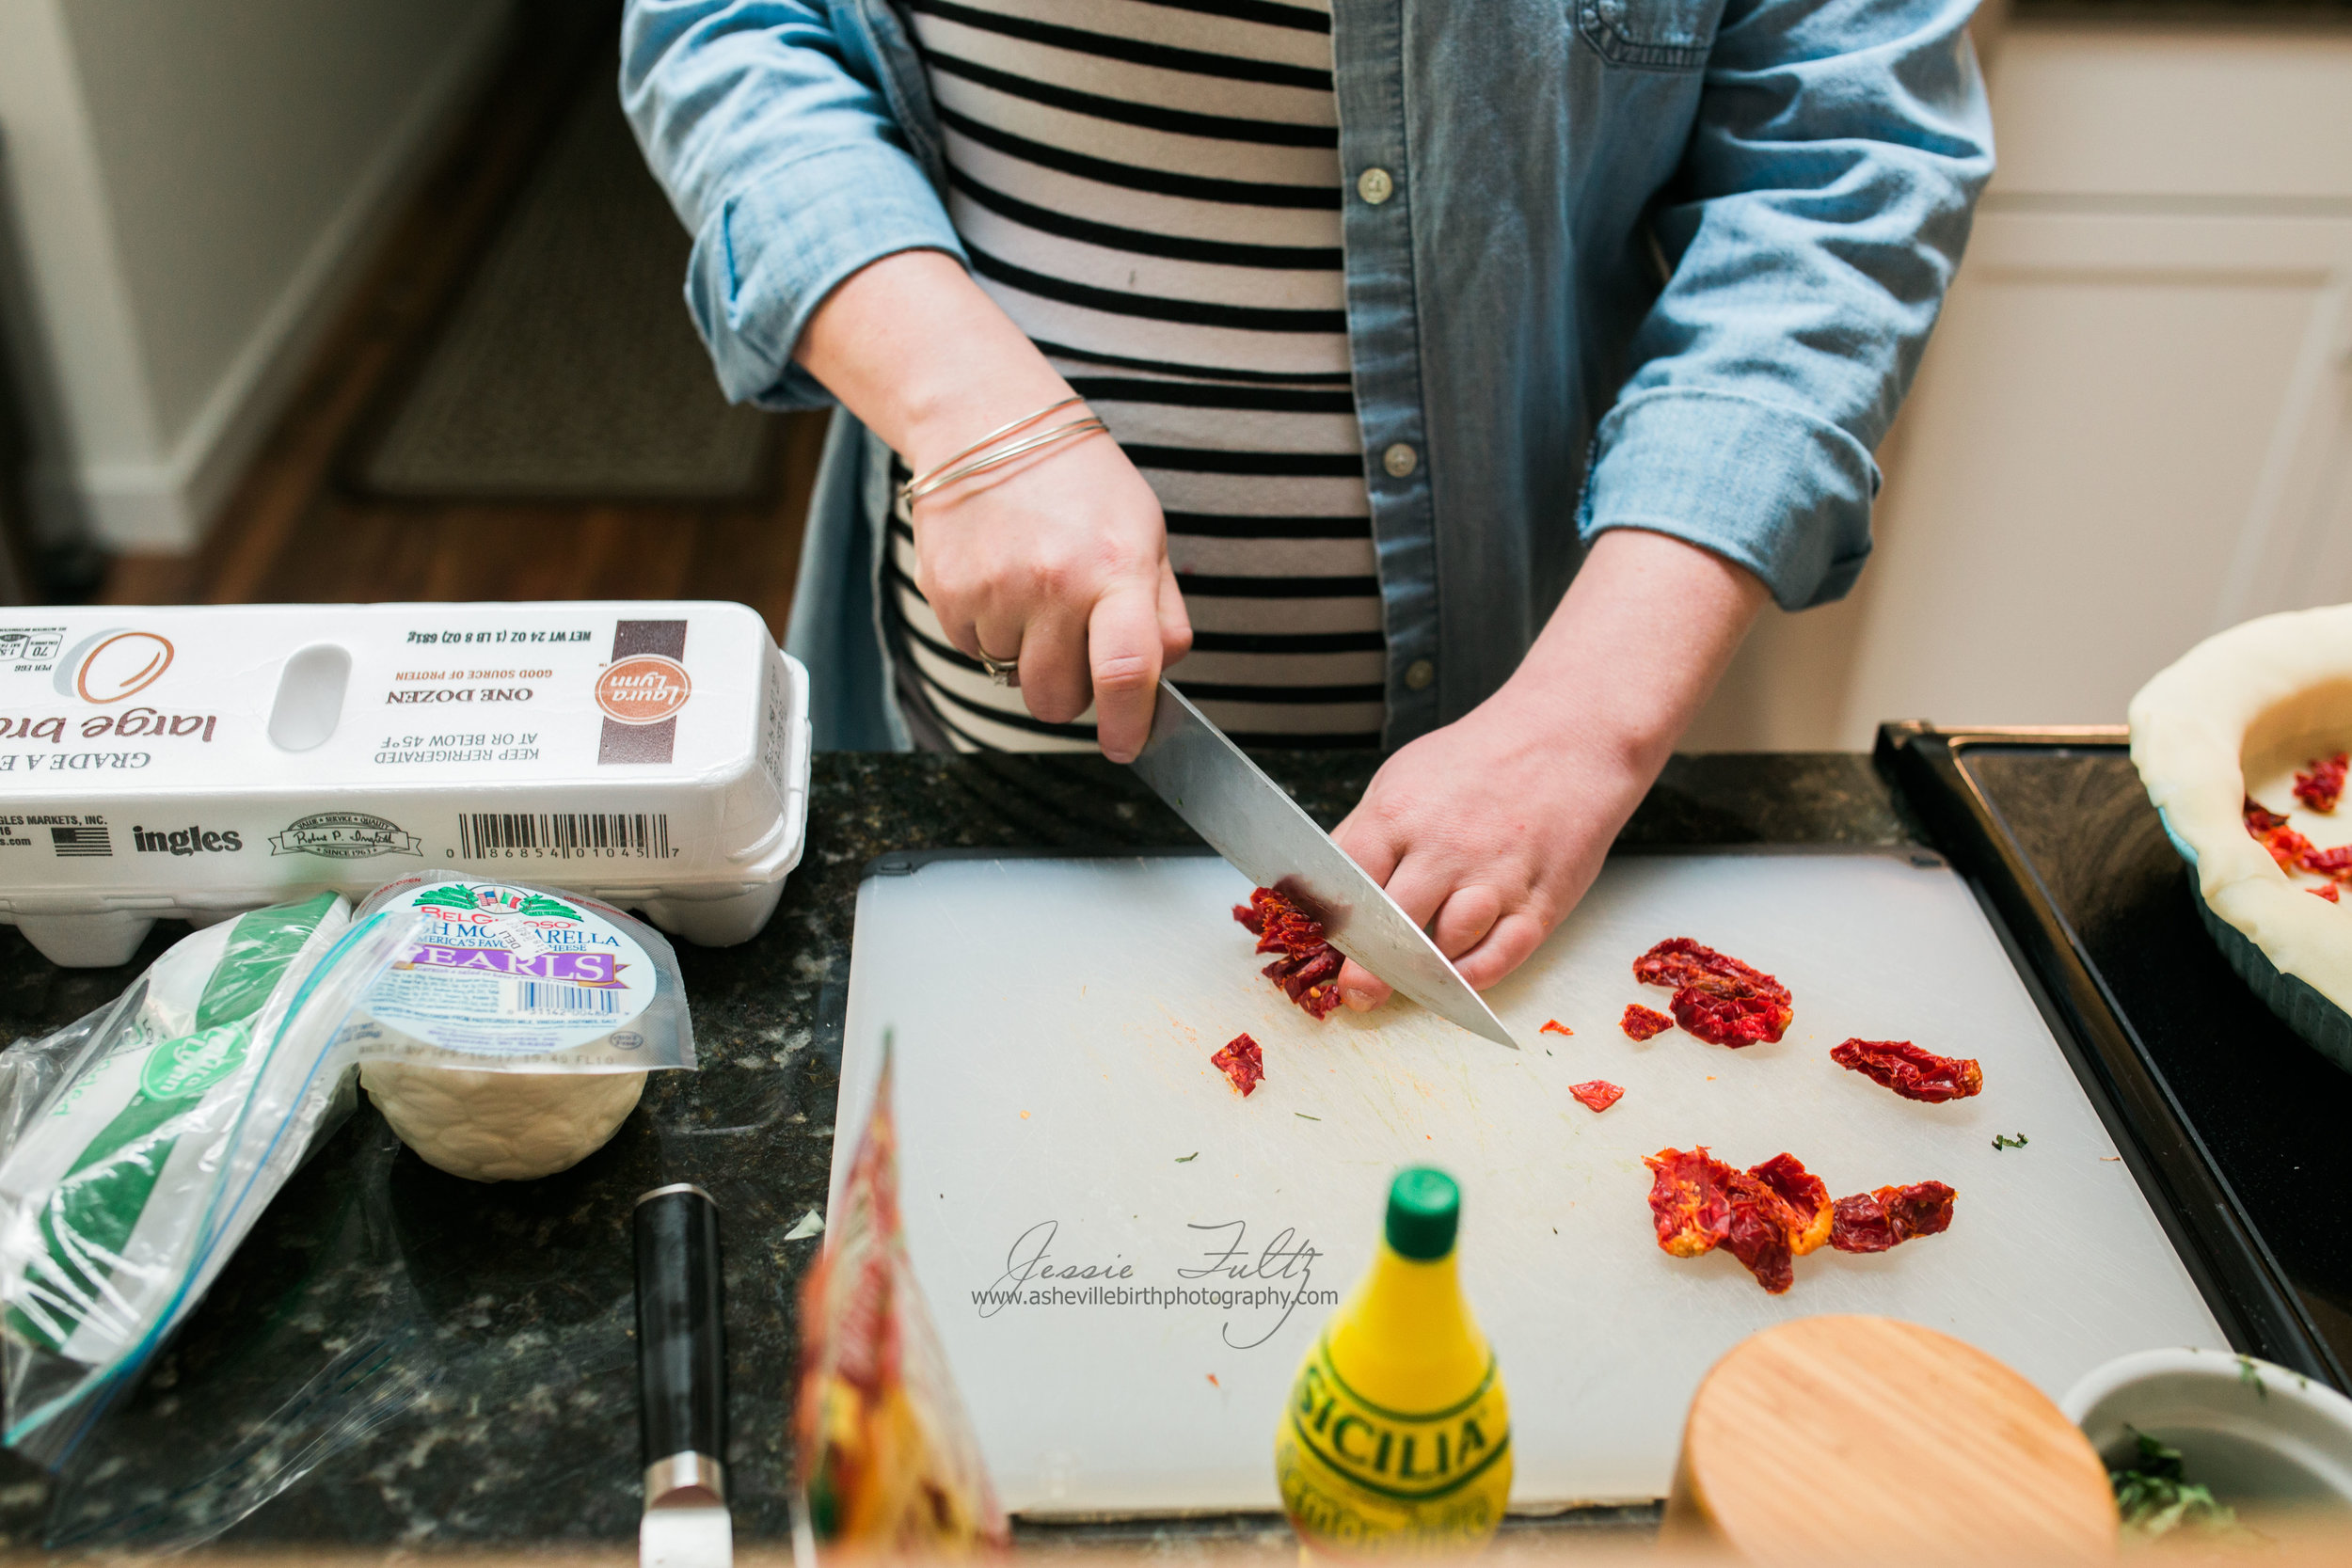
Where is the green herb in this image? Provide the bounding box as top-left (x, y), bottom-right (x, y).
top-left (1991, 1132), bottom-right (2028, 1150)
top-left (2238, 1355), bottom-right (2268, 1400)
top-left (1174, 1152), bottom-right (1198, 1163)
top-left (2110, 1429), bottom-right (2253, 1543)
top-left (1295, 1113), bottom-right (1321, 1121)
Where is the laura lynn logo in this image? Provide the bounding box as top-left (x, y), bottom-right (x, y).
top-left (595, 655), bottom-right (691, 724)
top-left (56, 629), bottom-right (174, 703)
top-left (972, 1219), bottom-right (1336, 1350)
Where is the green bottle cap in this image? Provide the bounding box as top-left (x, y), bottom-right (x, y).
top-left (1384, 1166), bottom-right (1459, 1260)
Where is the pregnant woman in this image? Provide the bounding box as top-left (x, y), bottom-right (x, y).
top-left (623, 0), bottom-right (1992, 1003)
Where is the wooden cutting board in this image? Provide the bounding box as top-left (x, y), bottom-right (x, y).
top-left (828, 849), bottom-right (2224, 1515)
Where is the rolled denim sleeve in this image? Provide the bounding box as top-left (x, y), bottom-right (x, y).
top-left (1578, 0), bottom-right (1994, 610)
top-left (622, 0), bottom-right (966, 409)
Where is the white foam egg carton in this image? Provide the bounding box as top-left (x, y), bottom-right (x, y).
top-left (0, 601), bottom-right (812, 966)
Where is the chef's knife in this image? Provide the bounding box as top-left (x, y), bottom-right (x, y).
top-left (1129, 678), bottom-right (1517, 1049)
top-left (636, 1183), bottom-right (732, 1568)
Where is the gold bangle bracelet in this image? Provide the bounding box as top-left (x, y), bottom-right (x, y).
top-left (894, 414), bottom-right (1108, 521)
top-left (896, 395), bottom-right (1082, 508)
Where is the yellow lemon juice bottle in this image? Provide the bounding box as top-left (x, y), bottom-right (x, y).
top-left (1275, 1167), bottom-right (1511, 1556)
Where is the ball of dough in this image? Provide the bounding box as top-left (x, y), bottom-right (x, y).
top-left (360, 1061), bottom-right (645, 1182)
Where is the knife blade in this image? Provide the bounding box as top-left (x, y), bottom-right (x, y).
top-left (1128, 679), bottom-right (1517, 1049)
top-left (636, 1183), bottom-right (733, 1568)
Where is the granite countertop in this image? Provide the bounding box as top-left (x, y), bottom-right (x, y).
top-left (0, 751), bottom-right (1911, 1554)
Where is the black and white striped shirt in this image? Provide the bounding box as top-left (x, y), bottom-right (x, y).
top-left (886, 0), bottom-right (1384, 752)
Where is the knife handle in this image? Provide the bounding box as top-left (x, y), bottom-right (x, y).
top-left (634, 1182), bottom-right (728, 1507)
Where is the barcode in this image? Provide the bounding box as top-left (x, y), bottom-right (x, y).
top-left (456, 813), bottom-right (671, 860)
top-left (515, 982), bottom-right (622, 1015)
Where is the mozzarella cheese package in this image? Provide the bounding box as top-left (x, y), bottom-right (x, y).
top-left (0, 602), bottom-right (811, 966)
top-left (335, 876), bottom-right (696, 1183)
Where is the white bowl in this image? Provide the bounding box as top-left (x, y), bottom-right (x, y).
top-left (2061, 1347), bottom-right (2352, 1521)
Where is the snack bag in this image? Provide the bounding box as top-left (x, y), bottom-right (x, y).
top-left (0, 894), bottom-right (421, 1463)
top-left (339, 876), bottom-right (695, 1182)
top-left (793, 1044), bottom-right (1006, 1554)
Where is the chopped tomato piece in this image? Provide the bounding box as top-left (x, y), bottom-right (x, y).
top-left (1642, 1147), bottom-right (1735, 1258)
top-left (2304, 844), bottom-right (2352, 880)
top-left (1631, 938), bottom-right (1792, 1047)
top-left (2294, 752), bottom-right (2348, 814)
top-left (2245, 797), bottom-right (2316, 872)
top-left (1829, 1180), bottom-right (1957, 1254)
top-left (1233, 889), bottom-right (1343, 1020)
top-left (1568, 1079), bottom-right (1624, 1113)
top-left (2313, 884), bottom-right (2343, 903)
top-left (1540, 1019), bottom-right (1574, 1037)
top-left (1620, 1004), bottom-right (1673, 1041)
top-left (1830, 1038), bottom-right (1984, 1103)
top-left (1210, 1034), bottom-right (1263, 1098)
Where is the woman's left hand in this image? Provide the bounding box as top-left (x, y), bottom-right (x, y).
top-left (1329, 528), bottom-right (1771, 1008)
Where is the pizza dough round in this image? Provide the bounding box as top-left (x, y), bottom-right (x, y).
top-left (360, 1061), bottom-right (645, 1182)
top-left (2129, 602), bottom-right (2352, 1028)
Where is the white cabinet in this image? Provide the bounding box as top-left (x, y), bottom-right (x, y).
top-left (1687, 22), bottom-right (2352, 750)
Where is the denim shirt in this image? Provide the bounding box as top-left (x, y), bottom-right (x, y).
top-left (622, 0), bottom-right (1993, 752)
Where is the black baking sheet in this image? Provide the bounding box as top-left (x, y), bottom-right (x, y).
top-left (1879, 725), bottom-right (2352, 1387)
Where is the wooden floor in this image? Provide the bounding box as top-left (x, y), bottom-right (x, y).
top-left (101, 13), bottom-right (823, 641)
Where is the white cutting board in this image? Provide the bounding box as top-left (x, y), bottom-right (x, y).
top-left (830, 850), bottom-right (2224, 1514)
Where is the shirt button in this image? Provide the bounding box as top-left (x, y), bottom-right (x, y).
top-left (1357, 166), bottom-right (1394, 205)
top-left (1382, 441), bottom-right (1418, 479)
top-left (1405, 658), bottom-right (1436, 692)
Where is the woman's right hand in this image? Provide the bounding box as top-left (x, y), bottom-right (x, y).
top-left (795, 250), bottom-right (1191, 761)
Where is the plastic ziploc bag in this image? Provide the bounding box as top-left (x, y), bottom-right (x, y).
top-left (794, 1040), bottom-right (1007, 1557)
top-left (0, 893), bottom-right (424, 1465)
top-left (336, 875), bottom-right (696, 1184)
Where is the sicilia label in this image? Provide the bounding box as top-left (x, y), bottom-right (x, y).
top-left (1275, 1338), bottom-right (1512, 1555)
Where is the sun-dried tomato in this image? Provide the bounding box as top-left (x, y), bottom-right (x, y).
top-left (1621, 1004), bottom-right (1673, 1041)
top-left (2247, 796), bottom-right (2352, 884)
top-left (1210, 1034), bottom-right (1263, 1097)
top-left (1722, 1171), bottom-right (1797, 1293)
top-left (1631, 938), bottom-right (1792, 1047)
top-left (1645, 1148), bottom-right (1828, 1291)
top-left (1826, 1191), bottom-right (1899, 1253)
top-left (2245, 797), bottom-right (2316, 872)
top-left (1747, 1152), bottom-right (1833, 1257)
top-left (2304, 844), bottom-right (2352, 881)
top-left (1882, 1180), bottom-right (1957, 1239)
top-left (1643, 1147), bottom-right (1735, 1258)
top-left (1541, 1019), bottom-right (1574, 1037)
top-left (1233, 888), bottom-right (1343, 1020)
top-left (1568, 1080), bottom-right (1624, 1113)
top-left (1648, 1149), bottom-right (1947, 1290)
top-left (1829, 1180), bottom-right (1957, 1254)
top-left (2294, 752), bottom-right (2348, 814)
top-left (1830, 1038), bottom-right (1984, 1103)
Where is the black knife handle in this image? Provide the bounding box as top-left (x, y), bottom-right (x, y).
top-left (634, 1182), bottom-right (727, 1501)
